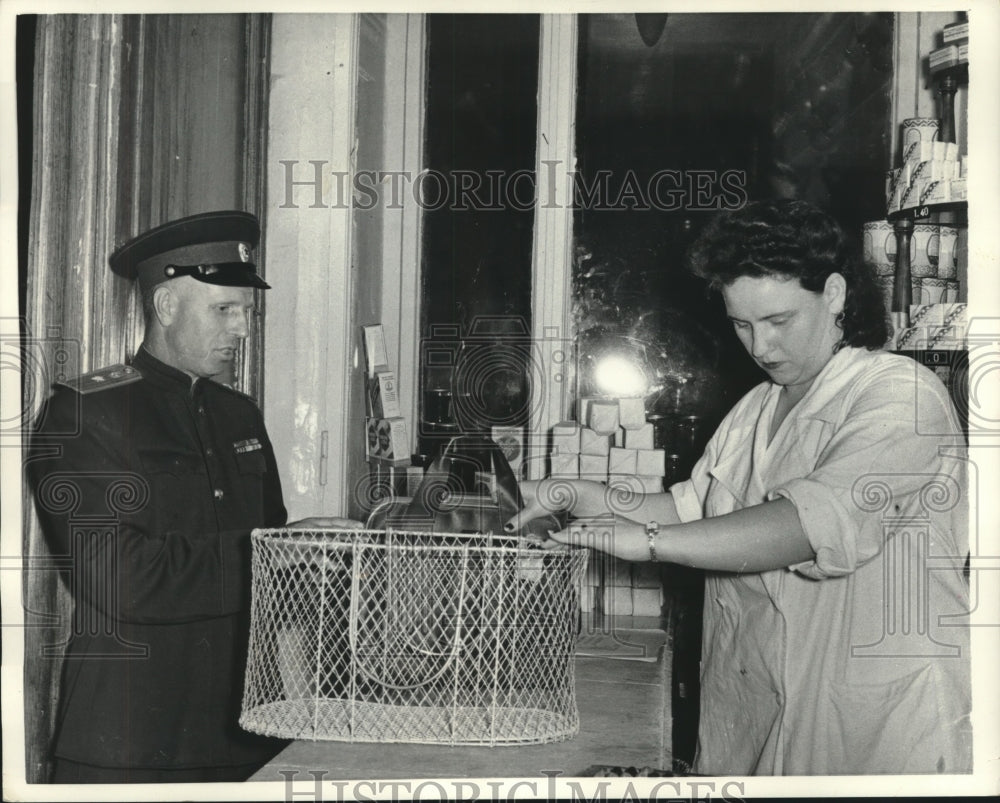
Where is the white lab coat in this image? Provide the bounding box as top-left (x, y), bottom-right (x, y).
top-left (670, 347), bottom-right (972, 775)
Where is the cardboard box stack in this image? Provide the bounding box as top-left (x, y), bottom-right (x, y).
top-left (592, 550), bottom-right (665, 618)
top-left (363, 324), bottom-right (414, 500)
top-left (549, 396), bottom-right (666, 491)
top-left (885, 134), bottom-right (965, 216)
top-left (894, 302), bottom-right (967, 351)
top-left (930, 20), bottom-right (968, 73)
top-left (549, 396), bottom-right (667, 617)
top-left (886, 20), bottom-right (968, 216)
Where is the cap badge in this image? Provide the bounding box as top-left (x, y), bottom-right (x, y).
top-left (238, 243), bottom-right (251, 262)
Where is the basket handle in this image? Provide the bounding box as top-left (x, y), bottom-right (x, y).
top-left (347, 543), bottom-right (469, 690)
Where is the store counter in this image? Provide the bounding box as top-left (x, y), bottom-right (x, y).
top-left (250, 627), bottom-right (671, 781)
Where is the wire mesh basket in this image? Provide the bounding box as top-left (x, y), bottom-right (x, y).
top-left (240, 528), bottom-right (590, 746)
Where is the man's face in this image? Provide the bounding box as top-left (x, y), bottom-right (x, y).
top-left (160, 278), bottom-right (254, 380)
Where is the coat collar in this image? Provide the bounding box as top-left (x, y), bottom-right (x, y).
top-left (131, 347), bottom-right (198, 393)
top-left (706, 348), bottom-right (882, 505)
top-left (767, 346), bottom-right (872, 426)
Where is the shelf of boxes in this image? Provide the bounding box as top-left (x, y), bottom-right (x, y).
top-left (885, 19), bottom-right (968, 221)
top-left (876, 16), bottom-right (969, 346)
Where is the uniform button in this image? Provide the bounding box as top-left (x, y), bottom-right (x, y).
top-left (198, 406), bottom-right (206, 415)
top-left (206, 448), bottom-right (214, 457)
top-left (214, 489), bottom-right (224, 500)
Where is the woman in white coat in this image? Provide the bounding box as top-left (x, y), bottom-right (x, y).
top-left (508, 200), bottom-right (971, 775)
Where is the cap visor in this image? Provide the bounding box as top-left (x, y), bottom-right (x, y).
top-left (191, 263), bottom-right (271, 289)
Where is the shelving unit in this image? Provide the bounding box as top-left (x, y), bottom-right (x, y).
top-left (885, 37), bottom-right (968, 329)
top-left (885, 19), bottom-right (969, 437)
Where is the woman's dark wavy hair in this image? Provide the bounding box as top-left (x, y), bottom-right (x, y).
top-left (687, 199), bottom-right (891, 350)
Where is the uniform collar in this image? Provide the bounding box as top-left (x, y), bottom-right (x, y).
top-left (132, 347), bottom-right (199, 393)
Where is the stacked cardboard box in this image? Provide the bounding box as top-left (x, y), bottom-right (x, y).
top-left (572, 544), bottom-right (665, 617)
top-left (592, 552), bottom-right (665, 618)
top-left (930, 21), bottom-right (968, 74)
top-left (548, 396), bottom-right (665, 493)
top-left (886, 20), bottom-right (969, 217)
top-left (363, 324), bottom-right (410, 467)
top-left (363, 325), bottom-right (414, 501)
top-left (893, 303), bottom-right (968, 351)
top-left (550, 397), bottom-right (666, 615)
top-left (886, 141), bottom-right (965, 215)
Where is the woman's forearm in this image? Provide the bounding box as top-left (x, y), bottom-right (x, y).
top-left (555, 498), bottom-right (814, 573)
top-left (550, 480), bottom-right (682, 523)
top-left (654, 498), bottom-right (814, 572)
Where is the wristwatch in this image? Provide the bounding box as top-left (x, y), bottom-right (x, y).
top-left (646, 521), bottom-right (660, 562)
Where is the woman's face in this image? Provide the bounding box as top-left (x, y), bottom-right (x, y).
top-left (722, 273), bottom-right (846, 400)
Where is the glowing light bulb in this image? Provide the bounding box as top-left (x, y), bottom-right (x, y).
top-left (594, 355), bottom-right (647, 397)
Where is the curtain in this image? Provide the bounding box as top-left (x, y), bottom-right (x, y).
top-left (22, 16), bottom-right (131, 784)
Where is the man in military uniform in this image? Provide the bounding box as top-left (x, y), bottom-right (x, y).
top-left (28, 211), bottom-right (291, 783)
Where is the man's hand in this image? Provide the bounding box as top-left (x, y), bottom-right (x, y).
top-left (268, 518), bottom-right (368, 580)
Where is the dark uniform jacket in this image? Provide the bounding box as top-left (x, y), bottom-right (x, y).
top-left (27, 347), bottom-right (288, 770)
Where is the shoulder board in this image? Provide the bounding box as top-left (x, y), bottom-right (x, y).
top-left (56, 364), bottom-right (142, 395)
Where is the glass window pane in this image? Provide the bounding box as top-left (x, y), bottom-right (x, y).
top-left (419, 14), bottom-right (540, 461)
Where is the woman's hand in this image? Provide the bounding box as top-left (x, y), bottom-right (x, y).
top-left (528, 515), bottom-right (648, 562)
top-left (503, 478), bottom-right (608, 533)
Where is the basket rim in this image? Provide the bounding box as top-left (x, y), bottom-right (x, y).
top-left (239, 697), bottom-right (580, 746)
top-left (250, 527), bottom-right (588, 556)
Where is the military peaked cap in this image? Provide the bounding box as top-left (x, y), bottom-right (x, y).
top-left (109, 210), bottom-right (270, 291)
